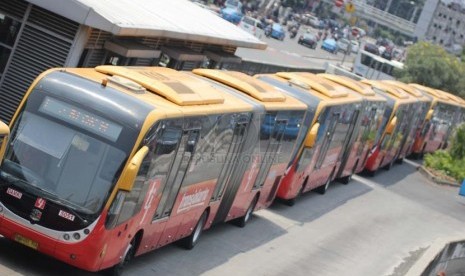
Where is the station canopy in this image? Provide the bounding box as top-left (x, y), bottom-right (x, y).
top-left (26, 0), bottom-right (267, 50)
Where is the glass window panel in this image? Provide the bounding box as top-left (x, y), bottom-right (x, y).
top-left (0, 14), bottom-right (20, 46)
top-left (0, 46), bottom-right (11, 74)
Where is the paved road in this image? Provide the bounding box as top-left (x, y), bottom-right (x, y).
top-left (236, 26), bottom-right (356, 71)
top-left (1, 159), bottom-right (464, 276)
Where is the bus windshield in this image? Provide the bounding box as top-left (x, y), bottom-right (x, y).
top-left (0, 96), bottom-right (130, 214)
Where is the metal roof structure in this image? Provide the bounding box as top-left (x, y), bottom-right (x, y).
top-left (26, 0), bottom-right (267, 49)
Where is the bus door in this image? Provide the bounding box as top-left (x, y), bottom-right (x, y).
top-left (386, 108), bottom-right (405, 161)
top-left (153, 125), bottom-right (200, 221)
top-left (314, 112), bottom-right (339, 170)
top-left (212, 114), bottom-right (251, 224)
top-left (358, 107), bottom-right (377, 164)
top-left (337, 107), bottom-right (360, 177)
top-left (253, 113), bottom-right (288, 203)
top-left (398, 103), bottom-right (416, 156)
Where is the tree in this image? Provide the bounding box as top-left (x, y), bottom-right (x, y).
top-left (395, 42), bottom-right (465, 97)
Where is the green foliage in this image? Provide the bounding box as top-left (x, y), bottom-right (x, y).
top-left (396, 42), bottom-right (465, 96)
top-left (424, 151), bottom-right (465, 182)
top-left (424, 124), bottom-right (465, 182)
top-left (450, 124), bottom-right (465, 160)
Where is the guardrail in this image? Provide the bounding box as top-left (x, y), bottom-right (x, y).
top-left (352, 1), bottom-right (416, 35)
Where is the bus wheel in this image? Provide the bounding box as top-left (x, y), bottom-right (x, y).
top-left (234, 195), bottom-right (258, 228)
top-left (285, 180), bottom-right (306, 206)
top-left (339, 174), bottom-right (352, 185)
top-left (366, 169), bottom-right (376, 177)
top-left (316, 177), bottom-right (331, 195)
top-left (181, 210), bottom-right (208, 250)
top-left (106, 238), bottom-right (136, 276)
top-left (385, 159), bottom-right (394, 170)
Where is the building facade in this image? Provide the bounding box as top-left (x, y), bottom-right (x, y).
top-left (0, 0), bottom-right (266, 123)
top-left (425, 0), bottom-right (465, 53)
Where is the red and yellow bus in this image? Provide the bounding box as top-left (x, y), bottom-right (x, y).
top-left (361, 80), bottom-right (418, 175)
top-left (256, 72), bottom-right (363, 204)
top-left (0, 66), bottom-right (309, 274)
top-left (191, 69), bottom-right (308, 212)
top-left (318, 74), bottom-right (387, 182)
top-left (382, 80), bottom-right (433, 162)
top-left (408, 84), bottom-right (460, 155)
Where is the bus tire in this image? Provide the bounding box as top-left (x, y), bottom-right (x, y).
top-left (285, 178), bottom-right (307, 206)
top-left (316, 177), bottom-right (331, 195)
top-left (105, 238), bottom-right (136, 276)
top-left (181, 210), bottom-right (208, 250)
top-left (366, 169), bottom-right (376, 177)
top-left (234, 195), bottom-right (258, 228)
top-left (339, 174), bottom-right (352, 184)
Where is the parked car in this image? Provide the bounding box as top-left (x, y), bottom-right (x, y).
top-left (364, 42), bottom-right (379, 55)
top-left (321, 38), bottom-right (338, 54)
top-left (220, 0), bottom-right (243, 24)
top-left (298, 33), bottom-right (318, 49)
top-left (220, 7), bottom-right (243, 24)
top-left (238, 16), bottom-right (262, 36)
top-left (270, 23), bottom-right (285, 40)
top-left (337, 38), bottom-right (351, 53)
top-left (304, 14), bottom-right (320, 28)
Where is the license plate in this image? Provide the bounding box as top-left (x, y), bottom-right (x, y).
top-left (14, 234), bottom-right (38, 250)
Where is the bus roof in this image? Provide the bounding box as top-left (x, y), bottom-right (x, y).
top-left (317, 74), bottom-right (386, 103)
top-left (275, 72), bottom-right (362, 101)
top-left (435, 89), bottom-right (465, 107)
top-left (96, 66), bottom-right (225, 106)
top-left (317, 74), bottom-right (374, 96)
top-left (63, 67), bottom-right (254, 117)
top-left (192, 69), bottom-right (285, 102)
top-left (382, 80), bottom-right (431, 103)
top-left (362, 80), bottom-right (412, 100)
top-left (408, 83), bottom-right (451, 102)
top-left (192, 69), bottom-right (307, 111)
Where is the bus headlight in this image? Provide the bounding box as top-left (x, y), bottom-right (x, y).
top-left (63, 234), bottom-right (70, 240)
top-left (73, 233), bottom-right (81, 240)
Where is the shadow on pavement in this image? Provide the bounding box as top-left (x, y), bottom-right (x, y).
top-left (0, 212), bottom-right (289, 276)
top-left (360, 161), bottom-right (418, 187)
top-left (269, 179), bottom-right (373, 224)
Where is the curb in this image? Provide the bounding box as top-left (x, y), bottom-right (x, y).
top-left (417, 166), bottom-right (460, 187)
top-left (405, 236), bottom-right (465, 276)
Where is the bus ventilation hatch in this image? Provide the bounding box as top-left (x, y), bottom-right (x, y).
top-left (193, 69), bottom-right (286, 102)
top-left (95, 66), bottom-right (224, 106)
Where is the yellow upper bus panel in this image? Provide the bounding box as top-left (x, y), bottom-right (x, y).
top-left (276, 72), bottom-right (349, 98)
top-left (192, 69), bottom-right (286, 102)
top-left (408, 83), bottom-right (450, 102)
top-left (362, 80), bottom-right (409, 99)
top-left (96, 66), bottom-right (224, 106)
top-left (317, 74), bottom-right (377, 96)
top-left (435, 89), bottom-right (465, 107)
top-left (382, 80), bottom-right (432, 105)
top-left (383, 80), bottom-right (423, 98)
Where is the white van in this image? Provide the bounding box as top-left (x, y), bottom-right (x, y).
top-left (238, 16), bottom-right (262, 36)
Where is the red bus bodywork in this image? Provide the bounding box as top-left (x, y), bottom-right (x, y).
top-left (362, 81), bottom-right (418, 174)
top-left (257, 72), bottom-right (363, 202)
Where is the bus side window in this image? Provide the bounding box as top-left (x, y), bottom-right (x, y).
top-left (315, 108), bottom-right (339, 169)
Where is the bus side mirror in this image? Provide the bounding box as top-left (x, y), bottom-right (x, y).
top-left (118, 146), bottom-right (149, 192)
top-left (0, 121), bottom-right (10, 163)
top-left (304, 123), bottom-right (320, 148)
top-left (386, 116), bottom-right (397, 135)
top-left (425, 109), bottom-right (434, 121)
